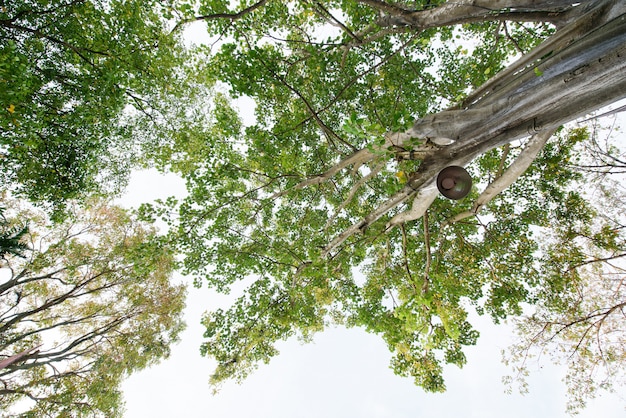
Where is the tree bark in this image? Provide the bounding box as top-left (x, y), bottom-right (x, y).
top-left (324, 0), bottom-right (626, 254)
top-left (363, 0), bottom-right (588, 30)
top-left (444, 129), bottom-right (555, 225)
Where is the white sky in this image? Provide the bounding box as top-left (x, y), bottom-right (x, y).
top-left (118, 170), bottom-right (624, 417)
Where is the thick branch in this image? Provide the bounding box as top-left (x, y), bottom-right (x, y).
top-left (461, 0), bottom-right (623, 109)
top-left (275, 129), bottom-right (436, 200)
top-left (325, 2), bottom-right (626, 253)
top-left (445, 128), bottom-right (555, 225)
top-left (398, 9), bottom-right (576, 29)
top-left (358, 0), bottom-right (583, 37)
top-left (387, 184), bottom-right (438, 227)
top-left (356, 0), bottom-right (410, 15)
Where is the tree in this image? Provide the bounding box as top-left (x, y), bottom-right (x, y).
top-left (504, 122), bottom-right (626, 413)
top-left (138, 0), bottom-right (626, 412)
top-left (0, 206), bottom-right (29, 259)
top-left (0, 0), bottom-right (196, 218)
top-left (0, 195), bottom-right (186, 417)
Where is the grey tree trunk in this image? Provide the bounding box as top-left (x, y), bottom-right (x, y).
top-left (325, 0), bottom-right (626, 254)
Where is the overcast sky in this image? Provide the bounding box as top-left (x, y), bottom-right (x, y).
top-left (118, 170), bottom-right (624, 418)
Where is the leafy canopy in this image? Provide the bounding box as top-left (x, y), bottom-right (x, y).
top-left (0, 195), bottom-right (186, 417)
top-left (0, 0), bottom-right (197, 218)
top-left (2, 0), bottom-right (624, 415)
top-left (138, 1), bottom-right (626, 409)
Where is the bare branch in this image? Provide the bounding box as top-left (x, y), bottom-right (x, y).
top-left (271, 148), bottom-right (376, 199)
top-left (422, 211), bottom-right (431, 285)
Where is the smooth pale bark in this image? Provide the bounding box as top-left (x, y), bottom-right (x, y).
top-left (271, 147), bottom-right (377, 199)
top-left (387, 185), bottom-right (439, 228)
top-left (354, 0), bottom-right (587, 42)
top-left (445, 129), bottom-right (555, 225)
top-left (0, 344), bottom-right (42, 371)
top-left (323, 0), bottom-right (626, 255)
top-left (387, 0), bottom-right (584, 27)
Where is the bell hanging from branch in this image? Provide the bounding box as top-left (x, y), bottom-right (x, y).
top-left (436, 166), bottom-right (472, 200)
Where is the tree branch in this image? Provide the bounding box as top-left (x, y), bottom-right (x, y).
top-left (387, 184), bottom-right (438, 227)
top-left (444, 128), bottom-right (555, 225)
top-left (324, 161), bottom-right (386, 230)
top-left (385, 0), bottom-right (577, 26)
top-left (171, 0), bottom-right (270, 33)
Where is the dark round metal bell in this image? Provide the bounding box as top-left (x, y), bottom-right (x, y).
top-left (436, 166), bottom-right (472, 200)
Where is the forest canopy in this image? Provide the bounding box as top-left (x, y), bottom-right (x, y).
top-left (1, 0), bottom-right (626, 415)
top-left (143, 0), bottom-right (626, 413)
top-left (1, 1), bottom-right (190, 415)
